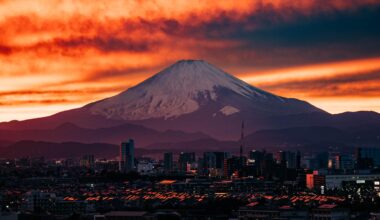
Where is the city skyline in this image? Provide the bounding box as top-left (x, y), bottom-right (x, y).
top-left (1, 0), bottom-right (380, 121)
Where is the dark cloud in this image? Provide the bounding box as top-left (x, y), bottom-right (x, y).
top-left (0, 99), bottom-right (72, 106)
top-left (2, 3), bottom-right (379, 67)
top-left (87, 66), bottom-right (158, 81)
top-left (0, 35), bottom-right (158, 56)
top-left (262, 70), bottom-right (380, 97)
top-left (144, 3), bottom-right (380, 67)
top-left (53, 36), bottom-right (157, 53)
top-left (0, 44), bottom-right (12, 55)
top-left (0, 87), bottom-right (123, 97)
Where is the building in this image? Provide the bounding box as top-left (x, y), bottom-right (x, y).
top-left (238, 204), bottom-right (309, 220)
top-left (334, 154), bottom-right (354, 170)
top-left (25, 191), bottom-right (56, 212)
top-left (0, 212), bottom-right (17, 220)
top-left (306, 170), bottom-right (327, 190)
top-left (200, 152), bottom-right (228, 177)
top-left (325, 174), bottom-right (380, 189)
top-left (310, 204), bottom-right (349, 220)
top-left (95, 159), bottom-right (119, 171)
top-left (163, 152), bottom-right (173, 173)
top-left (238, 206), bottom-right (280, 220)
top-left (119, 139), bottom-right (135, 173)
top-left (276, 151), bottom-right (298, 169)
top-left (178, 152), bottom-right (195, 172)
top-left (302, 152), bottom-right (329, 170)
top-left (80, 154), bottom-right (95, 168)
top-left (24, 191), bottom-right (86, 216)
top-left (356, 147), bottom-right (380, 168)
top-left (244, 150), bottom-right (264, 177)
top-left (137, 159), bottom-right (154, 174)
top-left (307, 170), bottom-right (380, 189)
top-left (94, 211), bottom-right (149, 220)
top-left (203, 152), bottom-right (217, 169)
top-left (214, 152), bottom-right (230, 169)
top-left (224, 156), bottom-right (245, 178)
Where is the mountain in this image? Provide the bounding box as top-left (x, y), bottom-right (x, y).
top-left (0, 140), bottom-right (169, 159)
top-left (245, 126), bottom-right (349, 148)
top-left (268, 111), bottom-right (380, 129)
top-left (88, 60), bottom-right (323, 139)
top-left (90, 60), bottom-right (321, 120)
top-left (0, 122), bottom-right (209, 147)
top-left (0, 60), bottom-right (324, 140)
top-left (0, 141), bottom-right (118, 159)
top-left (146, 138), bottom-right (237, 153)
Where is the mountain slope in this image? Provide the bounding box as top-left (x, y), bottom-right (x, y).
top-left (90, 60), bottom-right (322, 121)
top-left (86, 60), bottom-right (324, 139)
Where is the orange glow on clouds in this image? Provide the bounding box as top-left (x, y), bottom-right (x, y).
top-left (0, 0), bottom-right (380, 121)
top-left (241, 57), bottom-right (380, 86)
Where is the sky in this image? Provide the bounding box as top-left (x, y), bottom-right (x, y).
top-left (1, 0), bottom-right (380, 122)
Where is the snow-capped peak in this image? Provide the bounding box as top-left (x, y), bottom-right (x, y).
top-left (89, 60), bottom-right (283, 120)
top-left (141, 60), bottom-right (273, 99)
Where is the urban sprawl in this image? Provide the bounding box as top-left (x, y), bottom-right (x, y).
top-left (1, 139), bottom-right (380, 219)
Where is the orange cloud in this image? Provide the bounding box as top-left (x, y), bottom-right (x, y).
top-left (0, 0), bottom-right (379, 121)
top-left (240, 57), bottom-right (380, 86)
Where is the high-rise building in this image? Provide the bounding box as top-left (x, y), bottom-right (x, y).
top-left (261, 153), bottom-right (275, 178)
top-left (200, 152), bottom-right (230, 176)
top-left (178, 152), bottom-right (196, 172)
top-left (248, 150), bottom-right (265, 176)
top-left (137, 158), bottom-right (154, 174)
top-left (306, 170), bottom-right (327, 190)
top-left (276, 151), bottom-right (297, 169)
top-left (203, 152), bottom-right (217, 169)
top-left (296, 151), bottom-right (301, 169)
top-left (249, 150), bottom-right (264, 162)
top-left (119, 139), bottom-right (135, 173)
top-left (334, 154), bottom-right (354, 170)
top-left (224, 156), bottom-right (246, 178)
top-left (214, 152), bottom-right (230, 169)
top-left (164, 152), bottom-right (173, 173)
top-left (356, 147), bottom-right (380, 168)
top-left (80, 154), bottom-right (95, 168)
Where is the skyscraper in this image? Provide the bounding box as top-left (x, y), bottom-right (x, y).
top-left (178, 152), bottom-right (195, 172)
top-left (224, 156), bottom-right (243, 178)
top-left (119, 139), bottom-right (135, 173)
top-left (276, 151), bottom-right (297, 169)
top-left (356, 147), bottom-right (380, 168)
top-left (213, 152), bottom-right (230, 169)
top-left (80, 154), bottom-right (95, 168)
top-left (203, 152), bottom-right (217, 169)
top-left (164, 152), bottom-right (173, 173)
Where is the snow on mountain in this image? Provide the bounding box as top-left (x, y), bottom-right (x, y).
top-left (219, 106), bottom-right (240, 116)
top-left (90, 60), bottom-right (286, 120)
